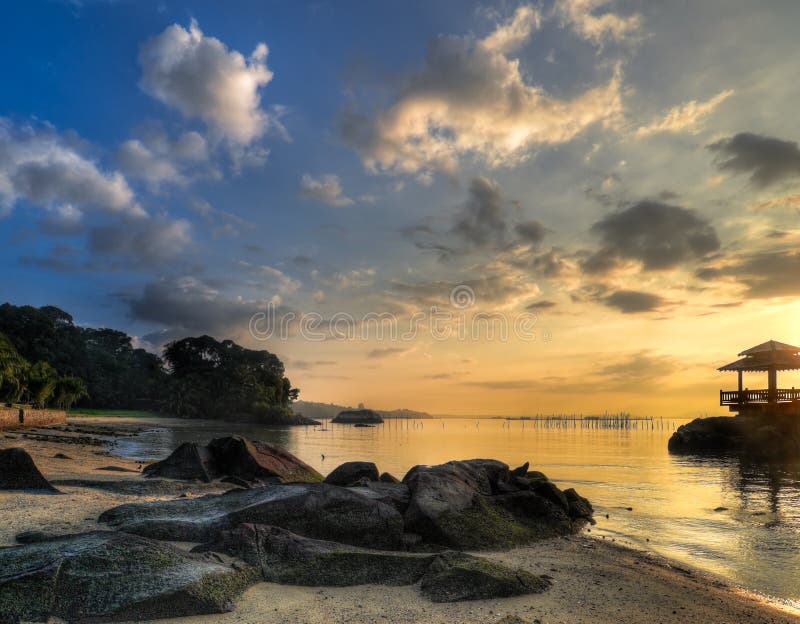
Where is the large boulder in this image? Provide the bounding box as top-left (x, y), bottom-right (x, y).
top-left (142, 442), bottom-right (219, 482)
top-left (324, 461), bottom-right (380, 486)
top-left (99, 482), bottom-right (404, 548)
top-left (141, 436), bottom-right (322, 485)
top-left (402, 459), bottom-right (589, 549)
top-left (0, 448), bottom-right (60, 493)
top-left (208, 436), bottom-right (323, 483)
top-left (196, 524), bottom-right (435, 586)
top-left (668, 415), bottom-right (800, 459)
top-left (419, 551), bottom-right (551, 602)
top-left (0, 531), bottom-right (257, 623)
top-left (332, 409), bottom-right (383, 424)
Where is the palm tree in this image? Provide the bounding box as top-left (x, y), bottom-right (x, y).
top-left (53, 376), bottom-right (88, 409)
top-left (0, 332), bottom-right (27, 403)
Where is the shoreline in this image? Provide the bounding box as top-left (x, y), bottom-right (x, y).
top-left (1, 424), bottom-right (798, 623)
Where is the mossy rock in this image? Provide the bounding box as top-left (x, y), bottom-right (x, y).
top-left (419, 551), bottom-right (551, 602)
top-left (196, 523), bottom-right (435, 586)
top-left (0, 531), bottom-right (258, 623)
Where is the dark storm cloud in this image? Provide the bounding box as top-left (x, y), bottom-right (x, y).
top-left (696, 250), bottom-right (800, 299)
top-left (451, 176), bottom-right (507, 247)
top-left (708, 132), bottom-right (800, 187)
top-left (405, 177), bottom-right (547, 262)
top-left (367, 347), bottom-right (411, 359)
top-left (526, 300), bottom-right (556, 310)
top-left (603, 290), bottom-right (667, 313)
top-left (514, 220), bottom-right (547, 245)
top-left (127, 276), bottom-right (293, 339)
top-left (88, 217), bottom-right (192, 266)
top-left (583, 200), bottom-right (719, 273)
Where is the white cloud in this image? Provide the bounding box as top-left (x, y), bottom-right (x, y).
top-left (299, 173), bottom-right (354, 206)
top-left (635, 90), bottom-right (734, 138)
top-left (482, 5), bottom-right (541, 54)
top-left (117, 130), bottom-right (212, 187)
top-left (554, 0), bottom-right (642, 45)
top-left (258, 265), bottom-right (302, 295)
top-left (341, 5), bottom-right (622, 176)
top-left (139, 19), bottom-right (274, 144)
top-left (0, 118), bottom-right (143, 218)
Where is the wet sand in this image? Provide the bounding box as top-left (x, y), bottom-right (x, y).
top-left (0, 424), bottom-right (798, 624)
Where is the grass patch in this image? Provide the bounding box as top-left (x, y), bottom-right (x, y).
top-left (67, 408), bottom-right (164, 419)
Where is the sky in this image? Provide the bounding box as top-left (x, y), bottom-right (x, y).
top-left (3, 0), bottom-right (800, 417)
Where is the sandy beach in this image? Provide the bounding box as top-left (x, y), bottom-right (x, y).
top-left (1, 423), bottom-right (798, 624)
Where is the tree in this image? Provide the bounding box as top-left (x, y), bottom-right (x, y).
top-left (0, 332), bottom-right (27, 403)
top-left (25, 361), bottom-right (59, 408)
top-left (163, 335), bottom-right (298, 421)
top-left (52, 376), bottom-right (88, 409)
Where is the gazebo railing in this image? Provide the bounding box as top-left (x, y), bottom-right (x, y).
top-left (720, 388), bottom-right (800, 405)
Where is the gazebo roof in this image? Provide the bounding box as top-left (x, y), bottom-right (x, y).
top-left (720, 339), bottom-right (800, 372)
top-left (738, 340), bottom-right (800, 356)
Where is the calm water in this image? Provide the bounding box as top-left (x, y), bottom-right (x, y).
top-left (106, 416), bottom-right (800, 611)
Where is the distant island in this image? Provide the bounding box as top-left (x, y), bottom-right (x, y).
top-left (294, 400), bottom-right (432, 421)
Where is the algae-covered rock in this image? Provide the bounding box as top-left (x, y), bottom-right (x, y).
top-left (402, 459), bottom-right (586, 549)
top-left (0, 531), bottom-right (257, 623)
top-left (419, 551), bottom-right (551, 602)
top-left (99, 482), bottom-right (404, 548)
top-left (196, 523), bottom-right (435, 586)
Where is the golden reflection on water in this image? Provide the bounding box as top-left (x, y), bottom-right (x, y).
top-left (113, 416), bottom-right (800, 608)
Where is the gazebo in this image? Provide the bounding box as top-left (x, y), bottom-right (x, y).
top-left (719, 340), bottom-right (800, 415)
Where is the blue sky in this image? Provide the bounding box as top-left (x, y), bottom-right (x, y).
top-left (3, 0), bottom-right (800, 415)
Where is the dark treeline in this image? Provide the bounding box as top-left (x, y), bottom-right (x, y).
top-left (0, 303), bottom-right (299, 422)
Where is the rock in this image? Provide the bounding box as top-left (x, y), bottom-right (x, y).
top-left (0, 531), bottom-right (257, 623)
top-left (0, 448), bottom-right (60, 493)
top-left (495, 617), bottom-right (531, 624)
top-left (349, 481), bottom-right (411, 514)
top-left (331, 409), bottom-right (383, 424)
top-left (324, 461), bottom-right (380, 486)
top-left (379, 472), bottom-right (400, 483)
top-left (668, 415), bottom-right (800, 458)
top-left (208, 436), bottom-right (323, 483)
top-left (143, 442), bottom-right (220, 482)
top-left (564, 488), bottom-right (594, 521)
top-left (52, 453), bottom-right (72, 460)
top-left (15, 530), bottom-right (62, 544)
top-left (419, 551), bottom-right (551, 602)
top-left (509, 462), bottom-right (529, 478)
top-left (402, 459), bottom-right (584, 549)
top-left (99, 482), bottom-right (404, 548)
top-left (196, 524), bottom-right (435, 586)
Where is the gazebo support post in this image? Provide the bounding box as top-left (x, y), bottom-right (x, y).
top-left (738, 370), bottom-right (743, 402)
top-left (768, 366), bottom-right (777, 403)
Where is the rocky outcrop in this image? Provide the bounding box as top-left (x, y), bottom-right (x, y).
top-left (331, 409), bottom-right (384, 424)
top-left (195, 524), bottom-right (435, 586)
top-left (324, 461), bottom-right (380, 486)
top-left (419, 551), bottom-right (551, 602)
top-left (668, 415), bottom-right (800, 459)
top-left (0, 448), bottom-right (60, 493)
top-left (99, 482), bottom-right (404, 548)
top-left (142, 436), bottom-right (322, 484)
top-left (0, 531), bottom-right (257, 623)
top-left (143, 442), bottom-right (219, 482)
top-left (402, 459), bottom-right (592, 549)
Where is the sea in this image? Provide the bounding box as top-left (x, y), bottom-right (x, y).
top-left (105, 415), bottom-right (800, 613)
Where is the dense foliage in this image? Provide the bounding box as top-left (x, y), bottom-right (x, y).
top-left (0, 332), bottom-right (87, 408)
top-left (0, 304), bottom-right (299, 421)
top-left (0, 304), bottom-right (164, 410)
top-left (163, 335), bottom-right (298, 420)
